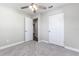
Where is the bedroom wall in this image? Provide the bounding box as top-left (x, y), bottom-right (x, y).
top-left (64, 4), bottom-right (79, 50)
top-left (0, 5), bottom-right (24, 47)
top-left (39, 4), bottom-right (79, 50)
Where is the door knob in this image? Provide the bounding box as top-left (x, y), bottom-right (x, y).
top-left (48, 30), bottom-right (51, 32)
top-left (25, 30), bottom-right (27, 32)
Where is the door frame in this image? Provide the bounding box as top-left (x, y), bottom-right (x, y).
top-left (33, 14), bottom-right (41, 42)
top-left (33, 18), bottom-right (38, 41)
top-left (24, 16), bottom-right (25, 42)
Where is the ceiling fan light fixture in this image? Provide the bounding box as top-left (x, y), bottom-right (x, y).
top-left (29, 4), bottom-right (38, 12)
top-left (33, 4), bottom-right (38, 10)
top-left (29, 5), bottom-right (32, 9)
top-left (29, 6), bottom-right (34, 11)
top-left (21, 3), bottom-right (48, 13)
top-left (29, 6), bottom-right (34, 12)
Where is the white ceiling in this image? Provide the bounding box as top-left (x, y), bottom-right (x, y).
top-left (0, 3), bottom-right (68, 16)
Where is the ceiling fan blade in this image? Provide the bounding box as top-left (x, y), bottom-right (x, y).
top-left (38, 5), bottom-right (47, 9)
top-left (48, 5), bottom-right (53, 8)
top-left (21, 6), bottom-right (29, 9)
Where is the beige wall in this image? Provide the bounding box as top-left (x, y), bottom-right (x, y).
top-left (0, 5), bottom-right (24, 47)
top-left (39, 4), bottom-right (79, 50)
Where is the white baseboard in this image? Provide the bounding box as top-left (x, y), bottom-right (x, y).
top-left (65, 46), bottom-right (79, 52)
top-left (0, 41), bottom-right (24, 50)
top-left (38, 40), bottom-right (49, 43)
top-left (24, 39), bottom-right (32, 42)
top-left (39, 40), bottom-right (79, 53)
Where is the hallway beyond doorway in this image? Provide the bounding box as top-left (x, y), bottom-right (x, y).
top-left (33, 18), bottom-right (38, 41)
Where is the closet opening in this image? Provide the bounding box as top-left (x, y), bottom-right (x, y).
top-left (33, 18), bottom-right (38, 41)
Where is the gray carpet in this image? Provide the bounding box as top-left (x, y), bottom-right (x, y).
top-left (0, 40), bottom-right (79, 56)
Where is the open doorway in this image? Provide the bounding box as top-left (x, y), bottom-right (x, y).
top-left (33, 18), bottom-right (38, 41)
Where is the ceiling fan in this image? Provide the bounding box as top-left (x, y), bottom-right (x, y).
top-left (21, 3), bottom-right (53, 13)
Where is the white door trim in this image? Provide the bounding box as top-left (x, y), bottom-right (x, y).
top-left (0, 41), bottom-right (24, 50)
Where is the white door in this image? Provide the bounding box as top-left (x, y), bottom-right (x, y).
top-left (49, 13), bottom-right (64, 46)
top-left (25, 16), bottom-right (33, 41)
